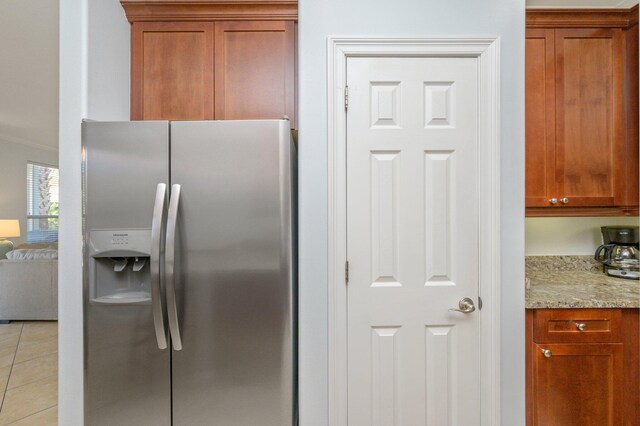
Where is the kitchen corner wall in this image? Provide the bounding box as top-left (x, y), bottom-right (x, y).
top-left (298, 0), bottom-right (525, 425)
top-left (526, 216), bottom-right (640, 255)
top-left (59, 0), bottom-right (130, 424)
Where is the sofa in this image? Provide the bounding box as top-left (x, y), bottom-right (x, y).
top-left (0, 244), bottom-right (58, 321)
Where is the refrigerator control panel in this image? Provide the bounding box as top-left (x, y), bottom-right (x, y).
top-left (89, 229), bottom-right (152, 257)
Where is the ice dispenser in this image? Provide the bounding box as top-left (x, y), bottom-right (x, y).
top-left (88, 229), bottom-right (153, 304)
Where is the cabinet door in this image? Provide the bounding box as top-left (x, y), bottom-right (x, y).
top-left (526, 29), bottom-right (556, 207)
top-left (533, 343), bottom-right (623, 426)
top-left (555, 28), bottom-right (624, 207)
top-left (131, 22), bottom-right (214, 120)
top-left (214, 21), bottom-right (295, 127)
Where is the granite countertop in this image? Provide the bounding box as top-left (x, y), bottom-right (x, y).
top-left (525, 256), bottom-right (640, 309)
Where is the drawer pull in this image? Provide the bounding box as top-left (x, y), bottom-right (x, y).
top-left (576, 323), bottom-right (587, 331)
top-left (541, 348), bottom-right (552, 358)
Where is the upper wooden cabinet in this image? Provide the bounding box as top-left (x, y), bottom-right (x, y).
top-left (525, 8), bottom-right (638, 216)
top-left (556, 28), bottom-right (624, 208)
top-left (525, 29), bottom-right (555, 208)
top-left (214, 21), bottom-right (294, 122)
top-left (123, 1), bottom-right (297, 127)
top-left (132, 22), bottom-right (215, 120)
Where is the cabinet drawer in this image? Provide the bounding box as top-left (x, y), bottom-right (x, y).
top-left (533, 309), bottom-right (622, 343)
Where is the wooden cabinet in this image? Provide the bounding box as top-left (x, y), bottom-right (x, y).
top-left (555, 28), bottom-right (624, 209)
top-left (525, 29), bottom-right (555, 208)
top-left (525, 8), bottom-right (639, 216)
top-left (533, 343), bottom-right (623, 426)
top-left (214, 21), bottom-right (295, 124)
top-left (123, 1), bottom-right (297, 127)
top-left (131, 22), bottom-right (214, 121)
top-left (526, 309), bottom-right (639, 426)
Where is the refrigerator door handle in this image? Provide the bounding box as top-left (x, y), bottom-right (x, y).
top-left (151, 183), bottom-right (168, 350)
top-left (166, 184), bottom-right (183, 351)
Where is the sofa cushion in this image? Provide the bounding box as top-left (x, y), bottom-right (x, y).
top-left (6, 249), bottom-right (58, 260)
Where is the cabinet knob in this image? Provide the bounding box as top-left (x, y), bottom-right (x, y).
top-left (549, 198), bottom-right (558, 205)
top-left (576, 323), bottom-right (587, 331)
top-left (560, 197), bottom-right (569, 204)
top-left (541, 348), bottom-right (552, 358)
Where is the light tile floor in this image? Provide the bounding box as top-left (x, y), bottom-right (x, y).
top-left (0, 322), bottom-right (57, 425)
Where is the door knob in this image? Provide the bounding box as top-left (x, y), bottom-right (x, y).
top-left (541, 348), bottom-right (552, 358)
top-left (549, 198), bottom-right (558, 205)
top-left (576, 323), bottom-right (587, 331)
top-left (560, 197), bottom-right (569, 204)
top-left (449, 297), bottom-right (476, 313)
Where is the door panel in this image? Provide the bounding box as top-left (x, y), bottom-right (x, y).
top-left (131, 22), bottom-right (214, 121)
top-left (533, 343), bottom-right (623, 426)
top-left (346, 57), bottom-right (480, 424)
top-left (555, 28), bottom-right (624, 207)
top-left (526, 29), bottom-right (556, 207)
top-left (214, 21), bottom-right (295, 127)
top-left (170, 120), bottom-right (295, 426)
top-left (82, 121), bottom-right (171, 426)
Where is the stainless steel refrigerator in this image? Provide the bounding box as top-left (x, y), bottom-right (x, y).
top-left (82, 119), bottom-right (297, 426)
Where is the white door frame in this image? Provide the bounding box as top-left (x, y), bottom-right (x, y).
top-left (327, 37), bottom-right (501, 425)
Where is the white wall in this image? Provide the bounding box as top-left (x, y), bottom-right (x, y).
top-left (0, 0), bottom-right (59, 150)
top-left (298, 1), bottom-right (525, 425)
top-left (87, 0), bottom-right (130, 119)
top-left (526, 217), bottom-right (640, 255)
top-left (0, 140), bottom-right (58, 246)
top-left (59, 0), bottom-right (130, 424)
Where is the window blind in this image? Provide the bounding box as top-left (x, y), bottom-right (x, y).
top-left (26, 162), bottom-right (59, 243)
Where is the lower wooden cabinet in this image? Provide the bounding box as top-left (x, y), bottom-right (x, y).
top-left (526, 309), bottom-right (639, 426)
top-left (533, 343), bottom-right (623, 425)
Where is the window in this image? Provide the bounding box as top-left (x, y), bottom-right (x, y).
top-left (26, 162), bottom-right (59, 243)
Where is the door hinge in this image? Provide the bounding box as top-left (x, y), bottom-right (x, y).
top-left (345, 260), bottom-right (350, 284)
top-left (344, 85), bottom-right (349, 111)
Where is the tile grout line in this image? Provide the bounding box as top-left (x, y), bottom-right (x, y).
top-left (0, 323), bottom-right (24, 414)
top-left (0, 323), bottom-right (58, 425)
top-left (10, 350), bottom-right (58, 369)
top-left (3, 403), bottom-right (57, 426)
top-left (9, 324), bottom-right (58, 366)
top-left (4, 372), bottom-right (58, 397)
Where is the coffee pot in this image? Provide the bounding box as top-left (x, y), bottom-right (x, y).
top-left (595, 226), bottom-right (639, 279)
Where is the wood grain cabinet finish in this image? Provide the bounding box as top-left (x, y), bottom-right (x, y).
top-left (214, 21), bottom-right (295, 126)
top-left (131, 22), bottom-right (215, 121)
top-left (525, 8), bottom-right (639, 216)
top-left (555, 28), bottom-right (624, 209)
top-left (525, 29), bottom-right (556, 208)
top-left (534, 343), bottom-right (623, 426)
top-left (125, 2), bottom-right (297, 127)
top-left (533, 307), bottom-right (622, 343)
top-left (526, 309), bottom-right (639, 426)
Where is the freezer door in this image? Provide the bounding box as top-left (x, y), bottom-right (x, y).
top-left (82, 121), bottom-right (171, 426)
top-left (170, 120), bottom-right (296, 426)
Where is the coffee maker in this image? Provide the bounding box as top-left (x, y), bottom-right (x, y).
top-left (595, 226), bottom-right (639, 279)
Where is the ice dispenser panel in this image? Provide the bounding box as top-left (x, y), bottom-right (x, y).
top-left (89, 229), bottom-right (153, 304)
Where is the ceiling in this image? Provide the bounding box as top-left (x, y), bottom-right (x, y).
top-left (527, 0), bottom-right (638, 8)
top-left (0, 0), bottom-right (59, 150)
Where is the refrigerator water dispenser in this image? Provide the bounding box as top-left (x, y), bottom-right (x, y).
top-left (88, 229), bottom-right (153, 304)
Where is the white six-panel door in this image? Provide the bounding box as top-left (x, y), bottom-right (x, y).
top-left (346, 57), bottom-right (481, 425)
